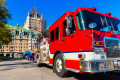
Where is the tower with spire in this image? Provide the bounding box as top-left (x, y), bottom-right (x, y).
top-left (23, 5), bottom-right (46, 51)
top-left (23, 5), bottom-right (46, 34)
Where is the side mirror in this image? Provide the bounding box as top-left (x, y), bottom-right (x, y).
top-left (65, 16), bottom-right (72, 28)
top-left (88, 22), bottom-right (97, 29)
top-left (118, 23), bottom-right (120, 31)
top-left (66, 28), bottom-right (70, 35)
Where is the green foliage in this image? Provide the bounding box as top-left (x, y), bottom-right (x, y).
top-left (0, 56), bottom-right (9, 59)
top-left (0, 0), bottom-right (12, 48)
top-left (0, 0), bottom-right (11, 25)
top-left (0, 24), bottom-right (12, 48)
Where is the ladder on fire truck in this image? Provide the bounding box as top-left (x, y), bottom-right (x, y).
top-left (37, 27), bottom-right (50, 65)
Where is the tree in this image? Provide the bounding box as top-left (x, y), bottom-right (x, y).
top-left (0, 0), bottom-right (11, 25)
top-left (0, 0), bottom-right (12, 48)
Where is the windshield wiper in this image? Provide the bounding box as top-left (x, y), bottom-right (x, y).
top-left (97, 17), bottom-right (104, 37)
top-left (110, 21), bottom-right (115, 31)
top-left (101, 17), bottom-right (104, 27)
top-left (105, 17), bottom-right (111, 32)
top-left (110, 21), bottom-right (120, 33)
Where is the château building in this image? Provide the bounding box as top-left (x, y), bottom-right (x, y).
top-left (0, 6), bottom-right (46, 58)
top-left (24, 6), bottom-right (46, 34)
top-left (0, 24), bottom-right (37, 58)
top-left (23, 6), bottom-right (46, 51)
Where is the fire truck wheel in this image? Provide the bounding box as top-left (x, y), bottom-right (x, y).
top-left (54, 54), bottom-right (68, 77)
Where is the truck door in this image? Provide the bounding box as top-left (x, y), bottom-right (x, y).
top-left (59, 16), bottom-right (79, 69)
top-left (60, 16), bottom-right (78, 53)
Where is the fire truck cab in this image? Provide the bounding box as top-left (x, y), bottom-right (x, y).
top-left (36, 7), bottom-right (120, 77)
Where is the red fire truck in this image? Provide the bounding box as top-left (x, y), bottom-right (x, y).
top-left (35, 7), bottom-right (120, 77)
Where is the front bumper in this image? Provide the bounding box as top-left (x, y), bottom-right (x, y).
top-left (80, 59), bottom-right (120, 73)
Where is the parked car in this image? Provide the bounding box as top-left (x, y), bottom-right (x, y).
top-left (29, 53), bottom-right (35, 61)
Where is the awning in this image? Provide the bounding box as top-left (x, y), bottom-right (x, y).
top-left (25, 51), bottom-right (31, 55)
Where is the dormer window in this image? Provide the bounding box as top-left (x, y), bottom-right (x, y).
top-left (34, 14), bottom-right (37, 18)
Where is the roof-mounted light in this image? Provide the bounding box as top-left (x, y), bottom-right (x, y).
top-left (91, 7), bottom-right (97, 11)
top-left (105, 12), bottom-right (111, 16)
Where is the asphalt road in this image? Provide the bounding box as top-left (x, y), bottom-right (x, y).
top-left (0, 59), bottom-right (120, 80)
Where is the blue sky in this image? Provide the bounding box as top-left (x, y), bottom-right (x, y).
top-left (6, 0), bottom-right (120, 28)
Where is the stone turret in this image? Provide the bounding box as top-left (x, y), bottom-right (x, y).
top-left (28, 11), bottom-right (30, 16)
top-left (41, 14), bottom-right (43, 20)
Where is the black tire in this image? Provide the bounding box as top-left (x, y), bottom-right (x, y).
top-left (29, 58), bottom-right (31, 61)
top-left (38, 63), bottom-right (42, 67)
top-left (53, 54), bottom-right (68, 77)
top-left (27, 55), bottom-right (30, 60)
top-left (32, 58), bottom-right (34, 61)
top-left (27, 56), bottom-right (29, 60)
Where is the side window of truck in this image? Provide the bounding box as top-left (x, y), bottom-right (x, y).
top-left (55, 27), bottom-right (59, 40)
top-left (76, 14), bottom-right (82, 30)
top-left (50, 30), bottom-right (54, 42)
top-left (71, 17), bottom-right (76, 33)
top-left (63, 17), bottom-right (76, 37)
top-left (63, 20), bottom-right (67, 37)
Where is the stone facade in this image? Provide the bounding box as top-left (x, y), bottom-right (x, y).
top-left (0, 24), bottom-right (37, 58)
top-left (24, 6), bottom-right (46, 34)
top-left (23, 6), bottom-right (46, 52)
top-left (0, 6), bottom-right (46, 58)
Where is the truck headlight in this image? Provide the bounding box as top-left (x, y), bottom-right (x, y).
top-left (94, 47), bottom-right (104, 53)
top-left (93, 41), bottom-right (103, 47)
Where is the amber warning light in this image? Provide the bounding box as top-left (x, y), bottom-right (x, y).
top-left (94, 41), bottom-right (103, 46)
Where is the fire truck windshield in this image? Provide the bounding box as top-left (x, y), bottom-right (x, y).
top-left (106, 17), bottom-right (120, 34)
top-left (76, 10), bottom-right (120, 34)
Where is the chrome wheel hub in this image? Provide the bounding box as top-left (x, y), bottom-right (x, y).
top-left (56, 58), bottom-right (62, 72)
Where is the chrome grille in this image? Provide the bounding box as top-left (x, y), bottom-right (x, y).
top-left (104, 37), bottom-right (120, 58)
top-left (106, 48), bottom-right (120, 58)
top-left (105, 38), bottom-right (119, 48)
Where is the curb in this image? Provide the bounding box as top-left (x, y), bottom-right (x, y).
top-left (0, 59), bottom-right (10, 62)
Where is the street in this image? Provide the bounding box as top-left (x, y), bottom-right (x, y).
top-left (0, 59), bottom-right (120, 80)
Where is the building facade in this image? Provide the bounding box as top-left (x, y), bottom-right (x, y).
top-left (0, 24), bottom-right (37, 58)
top-left (24, 6), bottom-right (46, 52)
top-left (24, 6), bottom-right (46, 34)
top-left (0, 6), bottom-right (46, 58)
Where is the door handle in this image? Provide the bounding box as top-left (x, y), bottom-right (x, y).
top-left (62, 38), bottom-right (65, 42)
top-left (59, 33), bottom-right (62, 43)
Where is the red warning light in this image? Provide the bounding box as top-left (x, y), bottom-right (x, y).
top-left (91, 7), bottom-right (97, 11)
top-left (105, 12), bottom-right (111, 16)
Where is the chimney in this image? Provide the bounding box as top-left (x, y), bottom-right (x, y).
top-left (17, 23), bottom-right (18, 27)
top-left (28, 11), bottom-right (30, 16)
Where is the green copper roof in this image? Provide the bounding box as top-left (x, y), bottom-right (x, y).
top-left (6, 24), bottom-right (38, 36)
top-left (7, 24), bottom-right (23, 31)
